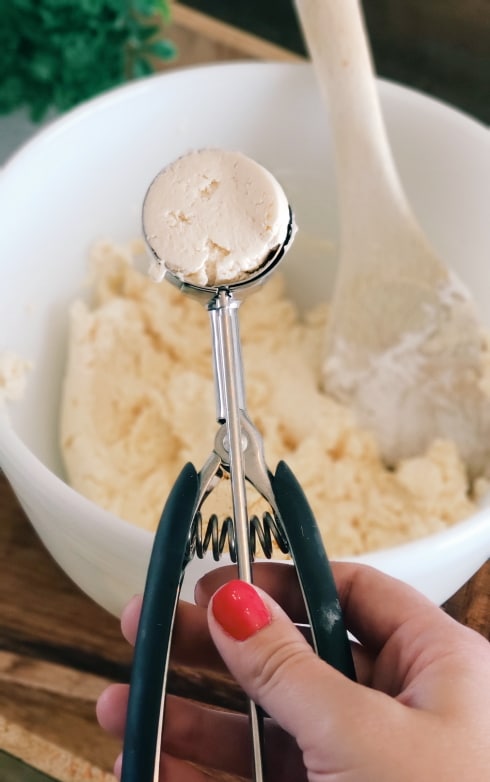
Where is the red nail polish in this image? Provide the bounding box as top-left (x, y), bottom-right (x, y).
top-left (212, 580), bottom-right (271, 641)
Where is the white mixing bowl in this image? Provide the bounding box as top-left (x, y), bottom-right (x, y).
top-left (0, 62), bottom-right (489, 616)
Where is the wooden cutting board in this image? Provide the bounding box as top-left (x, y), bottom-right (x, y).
top-left (2, 465), bottom-right (488, 780)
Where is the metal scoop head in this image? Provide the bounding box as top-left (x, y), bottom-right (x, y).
top-left (142, 147), bottom-right (296, 304)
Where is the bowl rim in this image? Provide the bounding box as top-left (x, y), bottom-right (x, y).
top-left (1, 60), bottom-right (489, 180)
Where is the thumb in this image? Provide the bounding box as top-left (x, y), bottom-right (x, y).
top-left (208, 579), bottom-right (387, 766)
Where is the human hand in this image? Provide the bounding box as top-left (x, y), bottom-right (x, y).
top-left (97, 562), bottom-right (490, 781)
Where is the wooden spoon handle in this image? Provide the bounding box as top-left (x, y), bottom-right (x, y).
top-left (294, 0), bottom-right (411, 235)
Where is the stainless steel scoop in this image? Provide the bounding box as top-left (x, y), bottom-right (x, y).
top-left (120, 151), bottom-right (355, 782)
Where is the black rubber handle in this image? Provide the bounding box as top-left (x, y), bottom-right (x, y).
top-left (271, 461), bottom-right (356, 680)
top-left (121, 463), bottom-right (200, 782)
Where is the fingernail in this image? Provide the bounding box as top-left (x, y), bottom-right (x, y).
top-left (212, 580), bottom-right (271, 641)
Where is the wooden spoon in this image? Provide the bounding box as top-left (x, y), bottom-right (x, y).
top-left (294, 0), bottom-right (490, 479)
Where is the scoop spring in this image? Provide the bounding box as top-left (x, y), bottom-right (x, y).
top-left (188, 510), bottom-right (290, 562)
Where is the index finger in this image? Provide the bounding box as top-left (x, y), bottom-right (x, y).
top-left (197, 560), bottom-right (466, 656)
top-left (195, 561), bottom-right (307, 622)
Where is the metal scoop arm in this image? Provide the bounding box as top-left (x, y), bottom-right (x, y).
top-left (121, 421), bottom-right (355, 782)
top-left (120, 462), bottom-right (201, 782)
top-left (221, 413), bottom-right (356, 680)
top-left (271, 460), bottom-right (356, 679)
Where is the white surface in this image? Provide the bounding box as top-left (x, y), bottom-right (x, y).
top-left (0, 62), bottom-right (489, 616)
top-left (0, 109), bottom-right (55, 165)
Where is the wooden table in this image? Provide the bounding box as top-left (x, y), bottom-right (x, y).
top-left (1, 471), bottom-right (489, 781)
top-left (1, 6), bottom-right (489, 780)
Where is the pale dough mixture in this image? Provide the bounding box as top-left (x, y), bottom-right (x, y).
top-left (60, 240), bottom-right (482, 558)
top-left (143, 148), bottom-right (291, 287)
top-left (0, 351), bottom-right (32, 404)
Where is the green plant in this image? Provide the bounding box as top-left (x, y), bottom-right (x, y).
top-left (0, 0), bottom-right (176, 121)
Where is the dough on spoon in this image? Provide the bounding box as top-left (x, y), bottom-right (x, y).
top-left (143, 148), bottom-right (290, 287)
